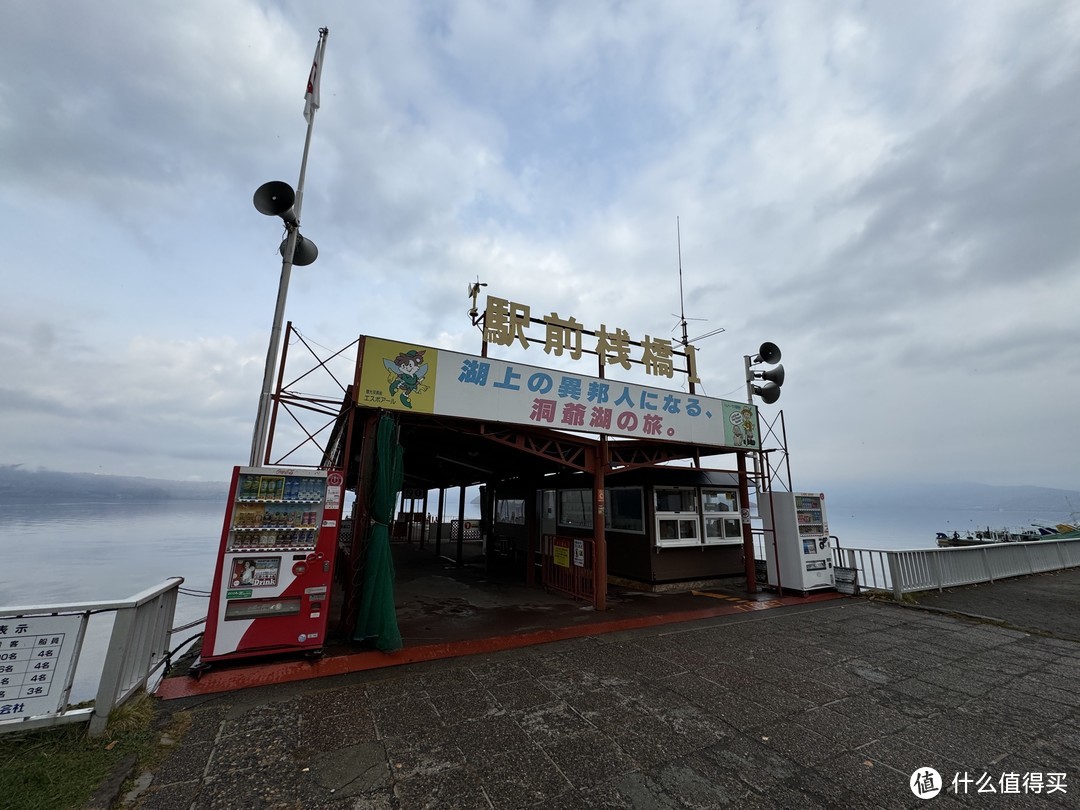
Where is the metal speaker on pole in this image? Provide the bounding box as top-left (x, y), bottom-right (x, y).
top-left (753, 381), bottom-right (781, 404)
top-left (758, 363), bottom-right (785, 387)
top-left (254, 181), bottom-right (298, 225)
top-left (755, 342), bottom-right (782, 365)
top-left (281, 234), bottom-right (319, 266)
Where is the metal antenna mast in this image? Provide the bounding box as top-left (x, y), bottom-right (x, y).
top-left (672, 217), bottom-right (725, 351)
top-left (677, 217), bottom-right (690, 352)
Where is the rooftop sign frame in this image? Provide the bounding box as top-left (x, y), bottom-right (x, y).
top-left (478, 294), bottom-right (702, 385)
top-left (356, 336), bottom-right (759, 450)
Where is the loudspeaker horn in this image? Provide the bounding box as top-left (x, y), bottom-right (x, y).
top-left (254, 181), bottom-right (298, 225)
top-left (280, 234), bottom-right (319, 266)
top-left (755, 341), bottom-right (782, 365)
top-left (757, 363), bottom-right (785, 387)
top-left (753, 381), bottom-right (781, 405)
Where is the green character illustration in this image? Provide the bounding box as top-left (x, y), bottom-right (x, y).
top-left (383, 349), bottom-right (428, 409)
top-left (740, 407), bottom-right (756, 447)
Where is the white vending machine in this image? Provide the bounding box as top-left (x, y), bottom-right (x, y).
top-left (760, 491), bottom-right (834, 594)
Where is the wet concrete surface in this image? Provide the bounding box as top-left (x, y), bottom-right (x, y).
top-left (910, 566), bottom-right (1080, 641)
top-left (159, 543), bottom-right (823, 700)
top-left (131, 565), bottom-right (1080, 809)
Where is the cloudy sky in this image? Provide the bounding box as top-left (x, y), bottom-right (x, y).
top-left (2, 1), bottom-right (1078, 493)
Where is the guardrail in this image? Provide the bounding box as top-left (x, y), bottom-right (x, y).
top-left (833, 538), bottom-right (1080, 598)
top-left (0, 577), bottom-right (183, 737)
top-left (541, 534), bottom-right (595, 602)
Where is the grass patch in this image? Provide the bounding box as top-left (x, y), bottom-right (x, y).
top-left (866, 591), bottom-right (919, 605)
top-left (0, 693), bottom-right (176, 810)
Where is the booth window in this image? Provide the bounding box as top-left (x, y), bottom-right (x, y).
top-left (555, 487), bottom-right (644, 533)
top-left (495, 498), bottom-right (525, 525)
top-left (655, 486), bottom-right (742, 548)
top-left (558, 489), bottom-right (593, 528)
top-left (605, 487), bottom-right (644, 534)
top-left (654, 487), bottom-right (699, 547)
top-left (655, 487), bottom-right (696, 513)
top-left (702, 488), bottom-right (742, 544)
top-left (658, 517), bottom-right (700, 545)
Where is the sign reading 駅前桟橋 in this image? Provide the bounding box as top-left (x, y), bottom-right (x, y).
top-left (356, 336), bottom-right (759, 449)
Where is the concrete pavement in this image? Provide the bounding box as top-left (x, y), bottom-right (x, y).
top-left (130, 570), bottom-right (1080, 809)
top-left (909, 566), bottom-right (1080, 641)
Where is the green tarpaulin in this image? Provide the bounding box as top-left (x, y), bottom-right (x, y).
top-left (352, 413), bottom-right (403, 650)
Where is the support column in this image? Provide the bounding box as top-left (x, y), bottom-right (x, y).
top-left (592, 439), bottom-right (608, 611)
top-left (341, 410), bottom-right (379, 637)
top-left (420, 490), bottom-right (430, 548)
top-left (435, 487), bottom-right (445, 556)
top-left (457, 483), bottom-right (466, 566)
top-left (738, 451), bottom-right (757, 594)
top-left (527, 490), bottom-right (536, 587)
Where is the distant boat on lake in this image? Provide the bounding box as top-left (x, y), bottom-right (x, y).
top-left (936, 522), bottom-right (1078, 547)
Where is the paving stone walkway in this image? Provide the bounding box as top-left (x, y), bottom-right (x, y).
top-left (132, 585), bottom-right (1080, 809)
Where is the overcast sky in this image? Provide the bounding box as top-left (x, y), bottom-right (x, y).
top-left (2, 1), bottom-right (1078, 494)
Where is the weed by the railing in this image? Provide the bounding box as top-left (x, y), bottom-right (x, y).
top-left (0, 692), bottom-right (173, 810)
top-left (866, 590), bottom-right (919, 605)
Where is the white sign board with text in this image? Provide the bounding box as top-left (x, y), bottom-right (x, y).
top-left (0, 614), bottom-right (82, 722)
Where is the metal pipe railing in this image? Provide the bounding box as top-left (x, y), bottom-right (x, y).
top-left (0, 578), bottom-right (183, 737)
top-left (831, 538), bottom-right (1080, 598)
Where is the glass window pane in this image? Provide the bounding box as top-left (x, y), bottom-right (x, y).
top-left (656, 488), bottom-right (695, 513)
top-left (605, 487), bottom-right (644, 533)
top-left (679, 519), bottom-right (698, 539)
top-left (723, 518), bottom-right (741, 537)
top-left (558, 489), bottom-right (593, 528)
top-left (702, 489), bottom-right (738, 513)
top-left (655, 489), bottom-right (679, 512)
top-left (496, 498), bottom-right (525, 525)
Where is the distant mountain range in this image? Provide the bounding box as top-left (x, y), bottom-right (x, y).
top-left (825, 481), bottom-right (1080, 515)
top-left (1, 465), bottom-right (1076, 517)
top-left (0, 465), bottom-right (228, 504)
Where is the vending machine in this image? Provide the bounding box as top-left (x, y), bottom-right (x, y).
top-left (760, 491), bottom-right (834, 594)
top-left (196, 465), bottom-right (344, 667)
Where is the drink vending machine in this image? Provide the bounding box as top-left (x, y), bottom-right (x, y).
top-left (195, 466), bottom-right (344, 668)
top-left (760, 491), bottom-right (835, 594)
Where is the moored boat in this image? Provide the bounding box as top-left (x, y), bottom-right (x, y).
top-left (935, 523), bottom-right (1076, 547)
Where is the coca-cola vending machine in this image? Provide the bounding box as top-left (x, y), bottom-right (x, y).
top-left (195, 465), bottom-right (344, 668)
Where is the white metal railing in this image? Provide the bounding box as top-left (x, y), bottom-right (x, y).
top-left (0, 578), bottom-right (183, 737)
top-left (832, 538), bottom-right (1080, 599)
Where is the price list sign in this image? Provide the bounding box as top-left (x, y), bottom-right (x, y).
top-left (0, 614), bottom-right (82, 722)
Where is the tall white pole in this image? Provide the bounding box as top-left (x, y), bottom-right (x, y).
top-left (249, 28), bottom-right (328, 467)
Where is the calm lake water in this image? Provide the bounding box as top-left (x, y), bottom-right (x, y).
top-left (0, 499), bottom-right (1071, 702)
top-left (0, 500), bottom-right (225, 703)
top-left (825, 505), bottom-right (1073, 551)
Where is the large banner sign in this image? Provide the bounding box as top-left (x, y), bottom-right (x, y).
top-left (356, 336), bottom-right (759, 449)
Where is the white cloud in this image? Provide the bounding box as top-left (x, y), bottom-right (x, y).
top-left (1, 0), bottom-right (1078, 491)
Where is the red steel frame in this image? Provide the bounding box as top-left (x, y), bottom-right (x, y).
top-left (541, 535), bottom-right (596, 603)
top-left (262, 325), bottom-right (794, 610)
